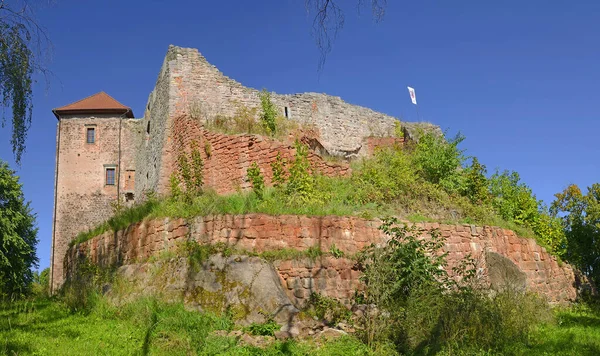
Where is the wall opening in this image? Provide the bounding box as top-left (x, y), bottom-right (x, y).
top-left (146, 121), bottom-right (150, 134)
top-left (105, 167), bottom-right (116, 185)
top-left (125, 192), bottom-right (134, 202)
top-left (284, 106), bottom-right (289, 119)
top-left (86, 127), bottom-right (96, 144)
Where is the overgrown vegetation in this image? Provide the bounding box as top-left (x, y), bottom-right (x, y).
top-left (354, 217), bottom-right (552, 354)
top-left (204, 95), bottom-right (298, 139)
top-left (73, 131), bottom-right (569, 260)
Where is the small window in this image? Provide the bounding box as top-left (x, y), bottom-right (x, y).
top-left (146, 122), bottom-right (150, 134)
top-left (284, 107), bottom-right (289, 118)
top-left (106, 168), bottom-right (116, 185)
top-left (86, 127), bottom-right (96, 144)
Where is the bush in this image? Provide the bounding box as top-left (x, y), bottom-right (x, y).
top-left (306, 292), bottom-right (352, 326)
top-left (355, 217), bottom-right (552, 353)
top-left (286, 142), bottom-right (317, 203)
top-left (259, 89), bottom-right (278, 135)
top-left (351, 146), bottom-right (417, 204)
top-left (411, 132), bottom-right (465, 185)
top-left (247, 162), bottom-right (265, 199)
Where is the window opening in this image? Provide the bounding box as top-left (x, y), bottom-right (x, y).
top-left (86, 127), bottom-right (96, 144)
top-left (106, 168), bottom-right (116, 185)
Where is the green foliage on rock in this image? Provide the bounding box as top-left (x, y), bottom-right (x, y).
top-left (0, 160), bottom-right (37, 299)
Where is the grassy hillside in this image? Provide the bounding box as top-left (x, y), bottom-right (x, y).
top-left (2, 296), bottom-right (600, 355)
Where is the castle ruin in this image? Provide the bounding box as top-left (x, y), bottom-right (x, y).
top-left (50, 45), bottom-right (432, 292)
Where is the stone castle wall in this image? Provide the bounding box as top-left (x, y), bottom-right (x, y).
top-left (66, 215), bottom-right (577, 306)
top-left (134, 46), bottom-right (438, 197)
top-left (168, 116), bottom-right (350, 194)
top-left (51, 115), bottom-right (138, 291)
top-left (165, 46), bottom-right (403, 156)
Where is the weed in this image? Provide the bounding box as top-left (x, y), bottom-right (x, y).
top-left (245, 318), bottom-right (280, 336)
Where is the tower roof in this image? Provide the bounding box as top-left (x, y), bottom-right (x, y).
top-left (53, 92), bottom-right (134, 119)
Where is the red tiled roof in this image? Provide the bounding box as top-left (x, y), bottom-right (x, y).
top-left (53, 92), bottom-right (134, 119)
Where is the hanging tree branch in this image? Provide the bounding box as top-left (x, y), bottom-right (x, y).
top-left (305, 0), bottom-right (387, 71)
top-left (0, 0), bottom-right (52, 165)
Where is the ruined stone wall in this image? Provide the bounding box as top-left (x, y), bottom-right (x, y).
top-left (51, 115), bottom-right (138, 291)
top-left (135, 45), bottom-right (437, 196)
top-left (65, 215), bottom-right (577, 306)
top-left (165, 46), bottom-right (413, 157)
top-left (135, 54), bottom-right (173, 199)
top-left (168, 116), bottom-right (350, 194)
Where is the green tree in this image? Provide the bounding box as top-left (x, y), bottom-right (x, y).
top-left (551, 183), bottom-right (600, 286)
top-left (1, 1), bottom-right (51, 164)
top-left (0, 160), bottom-right (38, 299)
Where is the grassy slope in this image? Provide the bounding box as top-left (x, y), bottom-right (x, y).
top-left (2, 298), bottom-right (600, 355)
top-left (0, 298), bottom-right (379, 356)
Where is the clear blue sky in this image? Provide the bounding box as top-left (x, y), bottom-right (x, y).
top-left (1, 0), bottom-right (599, 271)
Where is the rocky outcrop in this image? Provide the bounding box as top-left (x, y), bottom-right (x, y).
top-left (114, 254), bottom-right (298, 325)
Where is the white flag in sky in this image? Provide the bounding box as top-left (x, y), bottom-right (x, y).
top-left (407, 86), bottom-right (417, 105)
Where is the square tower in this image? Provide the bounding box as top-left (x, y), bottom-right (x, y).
top-left (50, 92), bottom-right (137, 293)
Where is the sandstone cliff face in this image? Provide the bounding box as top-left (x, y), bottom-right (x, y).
top-left (65, 214), bottom-right (577, 317)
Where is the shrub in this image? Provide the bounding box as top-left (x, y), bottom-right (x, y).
top-left (247, 162), bottom-right (265, 199)
top-left (489, 170), bottom-right (539, 226)
top-left (355, 216), bottom-right (552, 353)
top-left (286, 142), bottom-right (317, 203)
top-left (306, 292), bottom-right (352, 326)
top-left (271, 152), bottom-right (287, 188)
top-left (351, 146), bottom-right (417, 204)
top-left (411, 131), bottom-right (465, 185)
top-left (463, 157), bottom-right (490, 204)
top-left (259, 89), bottom-right (277, 135)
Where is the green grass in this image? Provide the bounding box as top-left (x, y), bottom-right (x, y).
top-left (511, 305), bottom-right (600, 355)
top-left (0, 297), bottom-right (388, 355)
top-left (3, 297), bottom-right (600, 355)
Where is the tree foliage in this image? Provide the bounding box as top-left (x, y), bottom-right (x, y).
top-left (0, 159), bottom-right (38, 299)
top-left (0, 1), bottom-right (51, 164)
top-left (551, 183), bottom-right (600, 286)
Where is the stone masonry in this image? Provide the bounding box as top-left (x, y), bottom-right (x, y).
top-left (134, 45), bottom-right (439, 199)
top-left (65, 215), bottom-right (577, 306)
top-left (51, 44), bottom-right (434, 291)
top-left (50, 114), bottom-right (137, 292)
